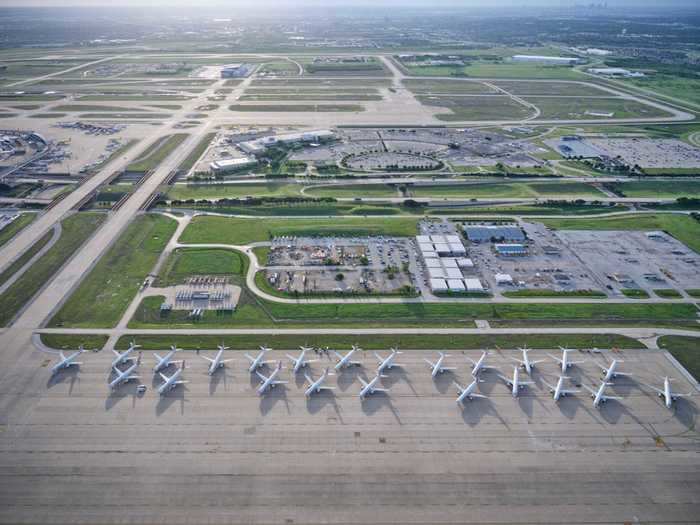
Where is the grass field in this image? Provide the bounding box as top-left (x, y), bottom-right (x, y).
top-left (168, 182), bottom-right (303, 200)
top-left (179, 215), bottom-right (420, 245)
top-left (613, 180), bottom-right (700, 198)
top-left (0, 229), bottom-right (53, 288)
top-left (654, 289), bottom-right (683, 298)
top-left (410, 181), bottom-right (604, 198)
top-left (525, 96), bottom-right (671, 120)
top-left (0, 213), bottom-right (35, 248)
top-left (623, 75), bottom-right (700, 108)
top-left (229, 104), bottom-right (363, 112)
top-left (403, 79), bottom-right (496, 94)
top-left (0, 213), bottom-right (105, 327)
top-left (49, 214), bottom-right (177, 328)
top-left (540, 214), bottom-right (700, 254)
top-left (40, 334), bottom-right (109, 351)
top-left (238, 94), bottom-right (382, 101)
top-left (502, 289), bottom-right (606, 298)
top-left (404, 62), bottom-right (583, 80)
top-left (657, 335), bottom-right (700, 380)
top-left (492, 81), bottom-right (611, 96)
top-left (112, 333), bottom-right (642, 352)
top-left (126, 133), bottom-right (188, 172)
top-left (417, 95), bottom-right (532, 121)
top-left (156, 247), bottom-right (246, 286)
top-left (621, 288), bottom-right (651, 299)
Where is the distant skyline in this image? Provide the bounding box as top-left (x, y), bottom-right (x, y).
top-left (1, 0), bottom-right (699, 9)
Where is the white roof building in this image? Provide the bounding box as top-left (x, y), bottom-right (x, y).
top-left (434, 243), bottom-right (451, 255)
top-left (495, 273), bottom-right (514, 285)
top-left (456, 258), bottom-right (474, 268)
top-left (428, 267), bottom-right (447, 279)
top-left (449, 242), bottom-right (466, 256)
top-left (210, 157), bottom-right (257, 173)
top-left (512, 55), bottom-right (580, 64)
top-left (447, 279), bottom-right (466, 291)
top-left (418, 242), bottom-right (435, 253)
top-left (464, 278), bottom-right (484, 292)
top-left (416, 235), bottom-right (431, 244)
top-left (425, 258), bottom-right (442, 268)
top-left (445, 234), bottom-right (462, 244)
top-left (430, 235), bottom-right (446, 244)
top-left (422, 251), bottom-right (438, 259)
top-left (441, 258), bottom-right (458, 268)
top-left (445, 268), bottom-right (463, 280)
top-left (430, 278), bottom-right (448, 292)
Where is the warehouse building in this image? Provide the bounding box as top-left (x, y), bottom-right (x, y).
top-left (239, 130), bottom-right (336, 156)
top-left (494, 243), bottom-right (528, 257)
top-left (463, 224), bottom-right (526, 243)
top-left (210, 157), bottom-right (258, 174)
top-left (221, 63), bottom-right (254, 78)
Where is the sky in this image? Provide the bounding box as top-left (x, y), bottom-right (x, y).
top-left (1, 0), bottom-right (699, 8)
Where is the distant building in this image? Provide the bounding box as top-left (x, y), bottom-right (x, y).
top-left (494, 243), bottom-right (527, 257)
top-left (239, 130), bottom-right (335, 156)
top-left (221, 63), bottom-right (253, 78)
top-left (210, 157), bottom-right (258, 174)
top-left (512, 55), bottom-right (580, 65)
top-left (588, 67), bottom-right (644, 78)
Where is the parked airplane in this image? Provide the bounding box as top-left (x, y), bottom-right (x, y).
top-left (287, 346), bottom-right (318, 373)
top-left (597, 359), bottom-right (632, 382)
top-left (547, 347), bottom-right (585, 373)
top-left (245, 346), bottom-right (275, 372)
top-left (510, 347), bottom-right (544, 375)
top-left (153, 346), bottom-right (181, 373)
top-left (454, 379), bottom-right (487, 405)
top-left (51, 346), bottom-right (87, 375)
top-left (256, 361), bottom-right (288, 395)
top-left (200, 345), bottom-right (233, 375)
top-left (644, 377), bottom-right (692, 409)
top-left (108, 357), bottom-right (140, 391)
top-left (334, 346), bottom-right (362, 370)
top-left (111, 341), bottom-right (141, 368)
top-left (424, 352), bottom-right (456, 377)
top-left (157, 361), bottom-right (188, 396)
top-left (304, 368), bottom-right (335, 397)
top-left (467, 351), bottom-right (495, 376)
top-left (497, 366), bottom-right (534, 398)
top-left (358, 373), bottom-right (389, 399)
top-left (542, 376), bottom-right (579, 401)
top-left (582, 381), bottom-right (622, 408)
top-left (375, 348), bottom-right (403, 374)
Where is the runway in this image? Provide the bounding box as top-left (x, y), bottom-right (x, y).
top-left (0, 346), bottom-right (697, 524)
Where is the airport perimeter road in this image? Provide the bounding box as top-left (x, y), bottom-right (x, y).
top-left (0, 346), bottom-right (697, 524)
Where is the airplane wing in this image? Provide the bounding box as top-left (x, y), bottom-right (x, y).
top-left (358, 377), bottom-right (368, 388)
top-left (442, 366), bottom-right (457, 371)
top-left (318, 385), bottom-right (335, 391)
top-left (509, 357), bottom-right (524, 365)
top-left (271, 379), bottom-right (288, 385)
top-left (469, 393), bottom-right (487, 399)
top-left (546, 353), bottom-right (563, 364)
top-left (643, 383), bottom-right (665, 395)
top-left (569, 359), bottom-right (586, 365)
top-left (333, 350), bottom-right (344, 360)
top-left (541, 380), bottom-right (556, 391)
top-left (601, 394), bottom-right (622, 401)
top-left (560, 388), bottom-right (580, 396)
top-left (371, 387), bottom-right (388, 393)
top-left (153, 352), bottom-right (162, 361)
top-left (530, 359), bottom-right (545, 365)
top-left (305, 359), bottom-right (319, 364)
top-left (244, 353), bottom-right (255, 363)
top-left (256, 371), bottom-right (270, 382)
top-left (221, 359), bottom-right (234, 363)
top-left (497, 373), bottom-right (512, 385)
top-left (285, 353), bottom-right (297, 362)
top-left (423, 358), bottom-right (436, 368)
top-left (465, 356), bottom-right (476, 365)
top-left (581, 384), bottom-right (597, 395)
top-left (159, 372), bottom-right (169, 382)
top-left (112, 349), bottom-right (121, 357)
top-left (175, 380), bottom-right (189, 385)
top-left (519, 380), bottom-right (534, 386)
top-left (303, 373), bottom-right (313, 385)
top-left (373, 351), bottom-right (383, 363)
top-left (200, 356), bottom-right (214, 363)
top-left (127, 375), bottom-right (140, 381)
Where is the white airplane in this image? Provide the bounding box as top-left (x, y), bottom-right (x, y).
top-left (497, 366), bottom-right (534, 398)
top-left (547, 347), bottom-right (585, 374)
top-left (510, 347), bottom-right (544, 375)
top-left (645, 377), bottom-right (692, 409)
top-left (582, 381), bottom-right (622, 408)
top-left (153, 346), bottom-right (181, 373)
top-left (597, 359), bottom-right (632, 382)
top-left (542, 375), bottom-right (579, 401)
top-left (287, 346), bottom-right (318, 373)
top-left (467, 351), bottom-right (495, 376)
top-left (304, 368), bottom-right (335, 397)
top-left (245, 346), bottom-right (275, 373)
top-left (375, 348), bottom-right (403, 373)
top-left (108, 357), bottom-right (140, 391)
top-left (111, 341), bottom-right (141, 368)
top-left (454, 379), bottom-right (487, 405)
top-left (200, 345), bottom-right (233, 375)
top-left (424, 352), bottom-right (457, 377)
top-left (333, 346), bottom-right (363, 370)
top-left (256, 361), bottom-right (288, 396)
top-left (358, 373), bottom-right (389, 399)
top-left (51, 346), bottom-right (87, 375)
top-left (157, 361), bottom-right (188, 396)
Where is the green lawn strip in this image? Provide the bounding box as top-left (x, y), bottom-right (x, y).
top-left (179, 216), bottom-right (419, 245)
top-left (254, 270), bottom-right (417, 299)
top-left (653, 289), bottom-right (683, 298)
top-left (155, 247), bottom-right (246, 286)
top-left (540, 214), bottom-right (700, 254)
top-left (621, 289), bottom-right (651, 299)
top-left (176, 132), bottom-right (216, 174)
top-left (114, 333), bottom-right (641, 351)
top-left (126, 133), bottom-right (188, 172)
top-left (501, 289), bottom-right (606, 298)
top-left (0, 229), bottom-right (53, 287)
top-left (128, 295), bottom-right (697, 329)
top-left (657, 335), bottom-right (700, 381)
top-left (52, 105), bottom-right (147, 112)
top-left (410, 181), bottom-right (603, 199)
top-left (0, 213), bottom-right (36, 248)
top-left (167, 182), bottom-right (303, 200)
top-left (0, 213), bottom-right (106, 326)
top-left (40, 334), bottom-right (109, 351)
top-left (48, 214), bottom-right (177, 328)
top-left (612, 180), bottom-right (700, 199)
top-left (685, 289), bottom-right (700, 298)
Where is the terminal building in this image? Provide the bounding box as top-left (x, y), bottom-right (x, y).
top-left (210, 157), bottom-right (258, 174)
top-left (221, 63), bottom-right (254, 78)
top-left (239, 130), bottom-right (336, 156)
